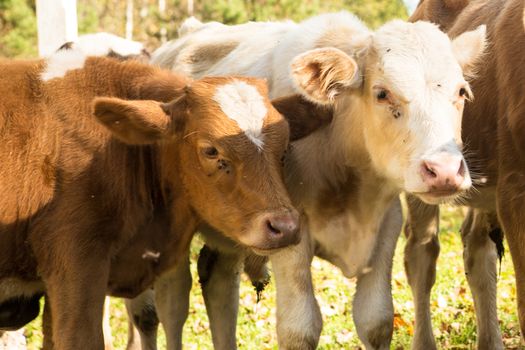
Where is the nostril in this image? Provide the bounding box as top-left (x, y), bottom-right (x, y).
top-left (266, 220), bottom-right (282, 235)
top-left (457, 161), bottom-right (466, 178)
top-left (424, 162), bottom-right (437, 178)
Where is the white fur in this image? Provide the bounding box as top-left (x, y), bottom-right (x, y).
top-left (41, 32), bottom-right (144, 81)
top-left (41, 48), bottom-right (87, 81)
top-left (213, 80), bottom-right (267, 149)
top-left (74, 32), bottom-right (144, 57)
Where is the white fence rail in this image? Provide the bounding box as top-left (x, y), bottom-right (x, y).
top-left (36, 0), bottom-right (78, 57)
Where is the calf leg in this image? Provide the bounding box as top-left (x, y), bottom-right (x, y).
top-left (461, 209), bottom-right (503, 349)
top-left (42, 298), bottom-right (54, 350)
top-left (125, 289), bottom-right (158, 350)
top-left (270, 223), bottom-right (321, 350)
top-left (497, 169), bottom-right (525, 341)
top-left (198, 244), bottom-right (243, 350)
top-left (103, 297), bottom-right (114, 350)
top-left (353, 198), bottom-right (402, 350)
top-left (403, 194), bottom-right (440, 350)
top-left (43, 253), bottom-right (110, 350)
top-left (154, 252), bottom-right (191, 350)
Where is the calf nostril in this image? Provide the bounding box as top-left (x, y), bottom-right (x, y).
top-left (457, 161), bottom-right (465, 177)
top-left (266, 220), bottom-right (281, 235)
top-left (424, 162), bottom-right (437, 178)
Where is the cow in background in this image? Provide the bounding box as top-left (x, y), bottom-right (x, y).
top-left (405, 0), bottom-right (525, 348)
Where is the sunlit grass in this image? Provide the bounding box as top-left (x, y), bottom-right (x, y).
top-left (19, 205), bottom-right (521, 349)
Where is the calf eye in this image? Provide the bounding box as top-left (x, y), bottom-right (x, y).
top-left (202, 146), bottom-right (219, 159)
top-left (376, 89), bottom-right (389, 102)
top-left (459, 87), bottom-right (467, 97)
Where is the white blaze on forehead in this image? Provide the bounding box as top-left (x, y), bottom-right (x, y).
top-left (41, 32), bottom-right (145, 82)
top-left (213, 80), bottom-right (267, 149)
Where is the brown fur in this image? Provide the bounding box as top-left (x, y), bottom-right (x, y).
top-left (181, 41), bottom-right (240, 77)
top-left (0, 55), bottom-right (327, 349)
top-left (410, 0), bottom-right (525, 341)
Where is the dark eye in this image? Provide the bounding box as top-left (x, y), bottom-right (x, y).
top-left (376, 89), bottom-right (389, 101)
top-left (459, 87), bottom-right (467, 97)
top-left (202, 146), bottom-right (219, 159)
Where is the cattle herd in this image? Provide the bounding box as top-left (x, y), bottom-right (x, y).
top-left (0, 0), bottom-right (524, 349)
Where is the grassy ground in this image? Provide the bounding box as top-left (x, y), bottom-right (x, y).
top-left (21, 205), bottom-right (521, 349)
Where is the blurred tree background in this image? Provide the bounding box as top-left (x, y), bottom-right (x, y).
top-left (0, 0), bottom-right (407, 57)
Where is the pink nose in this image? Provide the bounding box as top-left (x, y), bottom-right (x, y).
top-left (263, 211), bottom-right (301, 248)
top-left (420, 157), bottom-right (466, 194)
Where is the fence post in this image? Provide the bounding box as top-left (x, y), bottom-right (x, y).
top-left (36, 0), bottom-right (78, 57)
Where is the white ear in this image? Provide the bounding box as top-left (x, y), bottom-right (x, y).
top-left (291, 47), bottom-right (359, 105)
top-left (452, 25), bottom-right (487, 76)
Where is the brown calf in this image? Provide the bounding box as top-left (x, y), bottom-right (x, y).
top-left (0, 50), bottom-right (326, 349)
top-left (406, 0), bottom-right (525, 348)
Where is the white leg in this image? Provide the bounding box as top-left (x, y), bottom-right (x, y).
top-left (125, 289), bottom-right (158, 350)
top-left (270, 222), bottom-right (321, 350)
top-left (461, 209), bottom-right (504, 350)
top-left (404, 194), bottom-right (440, 350)
top-left (353, 198), bottom-right (402, 350)
top-left (154, 252), bottom-right (191, 350)
top-left (103, 297), bottom-right (114, 350)
top-left (198, 245), bottom-right (243, 350)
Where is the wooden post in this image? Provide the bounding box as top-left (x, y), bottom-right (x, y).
top-left (126, 0), bottom-right (134, 40)
top-left (36, 0), bottom-right (78, 57)
top-left (187, 0), bottom-right (194, 16)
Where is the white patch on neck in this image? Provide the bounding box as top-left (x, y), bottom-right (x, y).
top-left (41, 32), bottom-right (145, 82)
top-left (213, 80), bottom-right (267, 149)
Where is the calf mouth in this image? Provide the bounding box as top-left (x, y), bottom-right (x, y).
top-left (247, 245), bottom-right (289, 256)
top-left (413, 190), bottom-right (467, 205)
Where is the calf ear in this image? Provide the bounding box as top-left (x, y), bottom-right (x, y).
top-left (93, 97), bottom-right (172, 144)
top-left (271, 94), bottom-right (333, 141)
top-left (291, 47), bottom-right (359, 105)
top-left (452, 25), bottom-right (486, 77)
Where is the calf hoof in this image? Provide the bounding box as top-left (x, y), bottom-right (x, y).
top-left (0, 294), bottom-right (43, 330)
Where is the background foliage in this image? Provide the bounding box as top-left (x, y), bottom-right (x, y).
top-left (0, 0), bottom-right (408, 58)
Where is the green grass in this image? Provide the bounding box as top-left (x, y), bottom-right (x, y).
top-left (21, 205), bottom-right (521, 349)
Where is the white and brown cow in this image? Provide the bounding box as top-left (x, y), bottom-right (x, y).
top-left (404, 0), bottom-right (525, 349)
top-left (0, 37), bottom-right (328, 349)
top-left (125, 11), bottom-right (485, 350)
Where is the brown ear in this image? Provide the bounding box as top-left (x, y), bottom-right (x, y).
top-left (291, 47), bottom-right (359, 105)
top-left (93, 97), bottom-right (172, 144)
top-left (271, 94), bottom-right (333, 141)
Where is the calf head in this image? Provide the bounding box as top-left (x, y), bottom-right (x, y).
top-left (292, 20), bottom-right (486, 204)
top-left (94, 76), bottom-right (331, 252)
